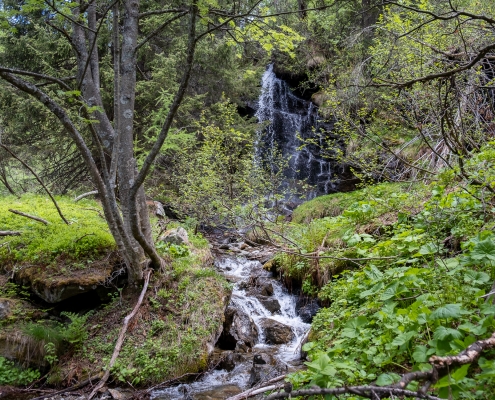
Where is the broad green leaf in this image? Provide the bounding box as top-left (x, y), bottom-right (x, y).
top-left (433, 326), bottom-right (463, 341)
top-left (376, 373), bottom-right (400, 386)
top-left (430, 304), bottom-right (463, 320)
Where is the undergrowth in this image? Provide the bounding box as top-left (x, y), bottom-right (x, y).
top-left (280, 142), bottom-right (495, 398)
top-left (58, 226), bottom-right (229, 386)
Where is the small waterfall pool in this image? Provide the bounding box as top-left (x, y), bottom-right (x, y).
top-left (151, 256), bottom-right (310, 400)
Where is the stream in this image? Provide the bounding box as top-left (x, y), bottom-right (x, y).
top-left (151, 255), bottom-right (311, 400)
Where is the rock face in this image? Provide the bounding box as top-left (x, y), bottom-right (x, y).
top-left (159, 227), bottom-right (189, 246)
top-left (217, 306), bottom-right (259, 349)
top-left (259, 318), bottom-right (294, 344)
top-left (14, 263), bottom-right (118, 304)
top-left (0, 298), bottom-right (12, 320)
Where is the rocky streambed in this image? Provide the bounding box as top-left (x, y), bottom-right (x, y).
top-left (151, 250), bottom-right (317, 400)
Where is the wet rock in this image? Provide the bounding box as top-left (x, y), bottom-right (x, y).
top-left (259, 318), bottom-right (294, 344)
top-left (296, 298), bottom-right (321, 323)
top-left (256, 278), bottom-right (274, 296)
top-left (108, 388), bottom-right (125, 400)
top-left (253, 353), bottom-right (272, 365)
top-left (215, 351), bottom-right (242, 372)
top-left (256, 295), bottom-right (281, 314)
top-left (217, 307), bottom-right (258, 349)
top-left (160, 226), bottom-right (189, 246)
top-left (239, 242), bottom-right (249, 250)
top-left (235, 340), bottom-right (249, 353)
top-left (194, 385), bottom-right (242, 400)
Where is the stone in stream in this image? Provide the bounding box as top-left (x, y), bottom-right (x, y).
top-left (255, 295), bottom-right (281, 314)
top-left (259, 318), bottom-right (295, 344)
top-left (217, 306), bottom-right (258, 349)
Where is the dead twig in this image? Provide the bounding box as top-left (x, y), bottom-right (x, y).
top-left (74, 190), bottom-right (99, 202)
top-left (1, 144), bottom-right (69, 224)
top-left (226, 375), bottom-right (287, 400)
top-left (0, 231), bottom-right (21, 236)
top-left (9, 209), bottom-right (49, 225)
top-left (88, 269), bottom-right (152, 399)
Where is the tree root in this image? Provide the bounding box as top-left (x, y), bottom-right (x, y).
top-left (88, 269), bottom-right (152, 400)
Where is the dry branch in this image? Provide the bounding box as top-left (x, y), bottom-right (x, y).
top-left (261, 331), bottom-right (495, 399)
top-left (1, 144), bottom-right (69, 224)
top-left (74, 190), bottom-right (99, 202)
top-left (226, 375), bottom-right (286, 400)
top-left (0, 231), bottom-right (22, 236)
top-left (88, 269), bottom-right (152, 400)
top-left (9, 209), bottom-right (49, 225)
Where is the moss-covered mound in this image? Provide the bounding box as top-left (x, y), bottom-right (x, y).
top-left (56, 236), bottom-right (230, 386)
top-left (0, 195), bottom-right (118, 304)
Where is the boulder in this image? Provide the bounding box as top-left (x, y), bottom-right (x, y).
top-left (217, 306), bottom-right (258, 349)
top-left (159, 227), bottom-right (189, 246)
top-left (248, 354), bottom-right (284, 387)
top-left (259, 318), bottom-right (294, 344)
top-left (256, 278), bottom-right (274, 296)
top-left (256, 295), bottom-right (281, 314)
top-left (14, 263), bottom-right (118, 304)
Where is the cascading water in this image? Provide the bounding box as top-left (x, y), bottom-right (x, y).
top-left (151, 256), bottom-right (310, 399)
top-left (255, 64), bottom-right (337, 196)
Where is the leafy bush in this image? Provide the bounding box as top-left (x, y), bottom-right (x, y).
top-left (0, 357), bottom-right (40, 385)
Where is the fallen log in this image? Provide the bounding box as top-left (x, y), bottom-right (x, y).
top-left (74, 190), bottom-right (99, 202)
top-left (9, 209), bottom-right (49, 225)
top-left (0, 231), bottom-right (21, 236)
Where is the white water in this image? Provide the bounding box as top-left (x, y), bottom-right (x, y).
top-left (255, 64), bottom-right (336, 195)
top-left (152, 256), bottom-right (310, 399)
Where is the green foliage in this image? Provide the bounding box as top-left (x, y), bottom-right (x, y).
top-left (156, 242), bottom-right (190, 259)
top-left (0, 194), bottom-right (115, 265)
top-left (284, 144), bottom-right (495, 397)
top-left (0, 357), bottom-right (40, 385)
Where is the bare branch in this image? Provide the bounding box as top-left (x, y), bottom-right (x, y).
top-left (138, 7), bottom-right (186, 18)
top-left (9, 209), bottom-right (49, 225)
top-left (0, 231), bottom-right (22, 236)
top-left (0, 67), bottom-right (72, 91)
top-left (1, 144), bottom-right (70, 224)
top-left (88, 269), bottom-right (152, 399)
top-left (135, 11), bottom-right (188, 51)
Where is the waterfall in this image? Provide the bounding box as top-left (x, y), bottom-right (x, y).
top-left (255, 64), bottom-right (336, 196)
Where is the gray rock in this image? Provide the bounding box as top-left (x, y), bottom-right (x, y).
top-left (296, 298), bottom-right (321, 323)
top-left (259, 318), bottom-right (294, 344)
top-left (217, 307), bottom-right (258, 348)
top-left (256, 295), bottom-right (280, 314)
top-left (159, 227), bottom-right (189, 246)
top-left (256, 278), bottom-right (274, 296)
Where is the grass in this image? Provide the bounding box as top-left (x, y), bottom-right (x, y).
top-left (291, 182), bottom-right (427, 224)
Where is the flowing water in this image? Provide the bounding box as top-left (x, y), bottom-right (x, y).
top-left (151, 256), bottom-right (310, 400)
top-left (255, 64), bottom-right (337, 196)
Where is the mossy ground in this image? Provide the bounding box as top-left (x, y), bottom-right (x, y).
top-left (0, 195), bottom-right (230, 388)
top-left (57, 237), bottom-right (230, 387)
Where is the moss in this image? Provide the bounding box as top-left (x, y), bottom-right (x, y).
top-left (0, 194), bottom-right (115, 266)
top-left (292, 182), bottom-right (427, 224)
top-left (59, 240), bottom-right (230, 386)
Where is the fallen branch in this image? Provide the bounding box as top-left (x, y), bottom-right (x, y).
top-left (226, 375), bottom-right (286, 400)
top-left (74, 190), bottom-right (99, 202)
top-left (29, 374), bottom-right (103, 400)
top-left (0, 231), bottom-right (21, 236)
top-left (88, 269), bottom-right (152, 400)
top-left (265, 331), bottom-right (495, 400)
top-left (9, 209), bottom-right (49, 225)
top-left (264, 386), bottom-right (441, 400)
top-left (1, 144), bottom-right (69, 224)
